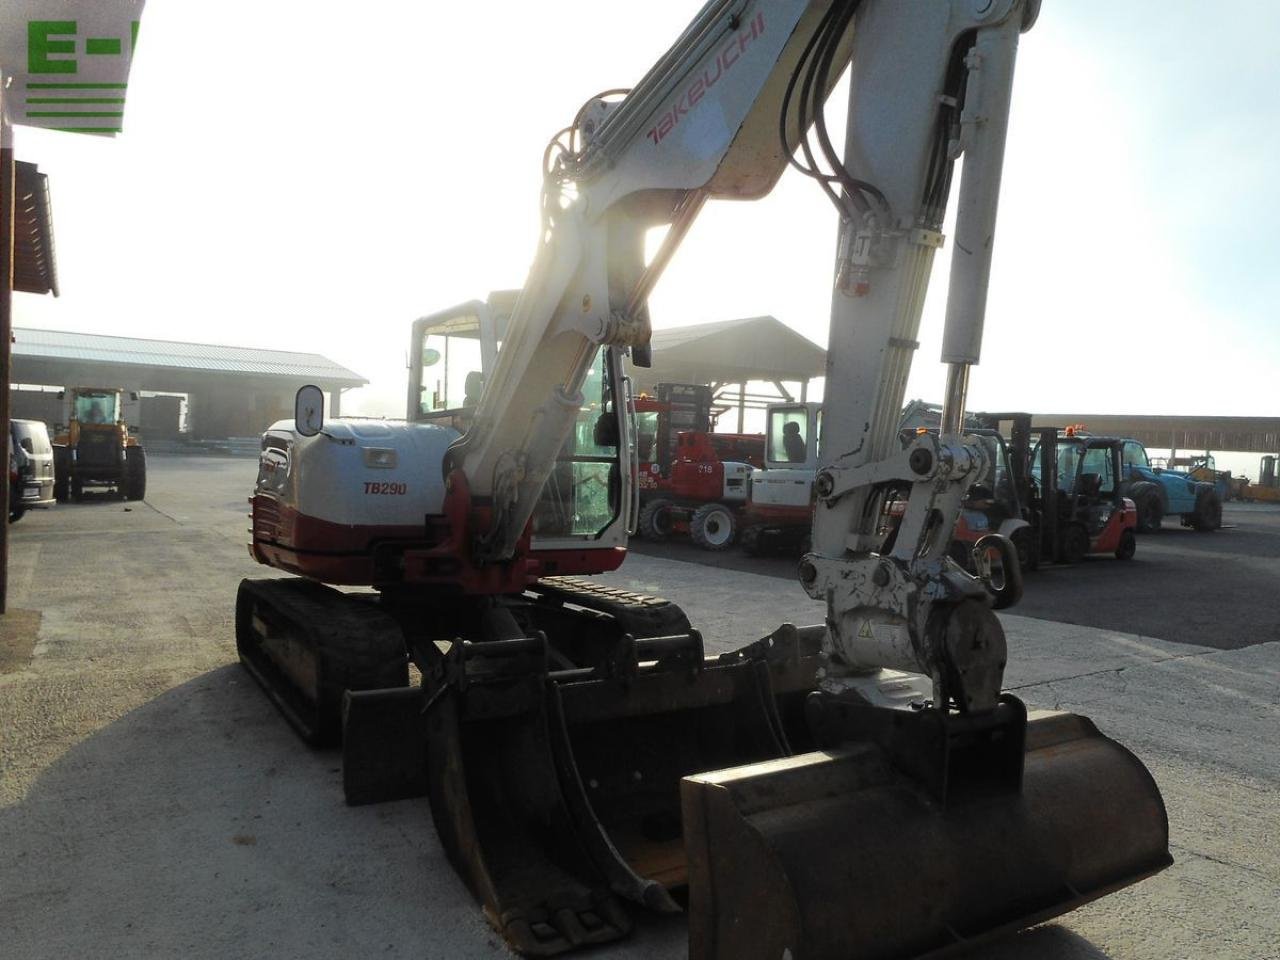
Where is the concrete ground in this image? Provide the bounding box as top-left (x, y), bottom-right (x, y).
top-left (1, 456), bottom-right (1276, 959)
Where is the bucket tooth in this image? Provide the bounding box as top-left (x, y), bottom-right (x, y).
top-left (682, 705), bottom-right (1171, 960)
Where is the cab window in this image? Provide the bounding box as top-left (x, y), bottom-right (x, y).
top-left (12, 422), bottom-right (50, 455)
top-left (533, 351), bottom-right (621, 539)
top-left (75, 392), bottom-right (117, 424)
top-left (1122, 442), bottom-right (1148, 475)
top-left (769, 407), bottom-right (811, 464)
top-left (635, 410), bottom-right (659, 464)
top-left (1080, 447), bottom-right (1116, 495)
top-left (419, 331), bottom-right (484, 415)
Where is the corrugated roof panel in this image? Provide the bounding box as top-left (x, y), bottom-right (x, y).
top-left (634, 315), bottom-right (826, 392)
top-left (12, 327), bottom-right (366, 384)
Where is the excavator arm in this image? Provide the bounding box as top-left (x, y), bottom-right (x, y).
top-left (461, 0), bottom-right (1031, 708)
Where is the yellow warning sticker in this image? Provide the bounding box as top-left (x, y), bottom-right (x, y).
top-left (858, 620), bottom-right (874, 639)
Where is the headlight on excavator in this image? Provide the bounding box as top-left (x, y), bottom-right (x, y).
top-left (363, 447), bottom-right (398, 469)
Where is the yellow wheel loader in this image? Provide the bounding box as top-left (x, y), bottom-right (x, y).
top-left (52, 387), bottom-right (146, 502)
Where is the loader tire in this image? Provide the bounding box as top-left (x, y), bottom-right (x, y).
top-left (1130, 483), bottom-right (1163, 532)
top-left (1192, 487), bottom-right (1222, 531)
top-left (1010, 526), bottom-right (1039, 571)
top-left (1115, 529), bottom-right (1137, 560)
top-left (1061, 524), bottom-right (1089, 564)
top-left (53, 448), bottom-right (69, 503)
top-left (124, 447), bottom-right (147, 501)
top-left (690, 503), bottom-right (735, 551)
top-left (637, 498), bottom-right (673, 541)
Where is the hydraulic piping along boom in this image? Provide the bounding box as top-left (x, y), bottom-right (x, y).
top-left (803, 0), bottom-right (1036, 712)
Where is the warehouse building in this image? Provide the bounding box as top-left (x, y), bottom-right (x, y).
top-left (11, 327), bottom-right (365, 441)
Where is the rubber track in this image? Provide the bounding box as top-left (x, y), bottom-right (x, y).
top-left (237, 578), bottom-right (408, 746)
top-left (531, 576), bottom-right (691, 639)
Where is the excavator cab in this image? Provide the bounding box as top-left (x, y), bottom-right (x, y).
top-left (407, 295), bottom-right (630, 556)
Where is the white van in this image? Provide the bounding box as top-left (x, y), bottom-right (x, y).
top-left (9, 418), bottom-right (56, 521)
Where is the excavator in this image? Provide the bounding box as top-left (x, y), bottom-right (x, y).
top-left (238, 1), bottom-right (1171, 957)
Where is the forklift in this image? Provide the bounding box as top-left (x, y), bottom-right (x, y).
top-left (963, 414), bottom-right (1137, 566)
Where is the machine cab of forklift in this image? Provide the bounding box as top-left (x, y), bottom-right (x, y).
top-left (1032, 434), bottom-right (1125, 508)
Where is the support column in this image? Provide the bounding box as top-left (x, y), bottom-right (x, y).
top-left (0, 96), bottom-right (14, 614)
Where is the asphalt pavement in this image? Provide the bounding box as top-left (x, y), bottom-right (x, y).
top-left (632, 502), bottom-right (1280, 651)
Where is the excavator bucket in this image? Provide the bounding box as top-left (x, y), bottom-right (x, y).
top-left (413, 621), bottom-right (827, 956)
top-left (683, 706), bottom-right (1171, 959)
top-left (340, 576), bottom-right (827, 956)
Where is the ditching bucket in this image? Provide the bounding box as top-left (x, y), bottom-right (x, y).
top-left (682, 708), bottom-right (1171, 959)
top-left (411, 622), bottom-right (826, 956)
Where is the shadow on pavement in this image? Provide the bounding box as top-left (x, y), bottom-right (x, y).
top-left (0, 665), bottom-right (495, 960)
top-left (3, 663), bottom-right (1118, 960)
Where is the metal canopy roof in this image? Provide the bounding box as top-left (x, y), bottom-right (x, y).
top-left (13, 327), bottom-right (366, 385)
top-left (636, 315), bottom-right (825, 390)
top-left (13, 162), bottom-right (58, 297)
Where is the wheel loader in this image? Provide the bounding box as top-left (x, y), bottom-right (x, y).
top-left (52, 387), bottom-right (146, 502)
top-left (237, 2), bottom-right (1170, 957)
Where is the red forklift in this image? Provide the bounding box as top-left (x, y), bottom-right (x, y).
top-left (1029, 425), bottom-right (1138, 563)
top-left (634, 383), bottom-right (763, 550)
top-left (956, 414), bottom-right (1137, 567)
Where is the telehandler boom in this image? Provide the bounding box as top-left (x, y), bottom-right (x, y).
top-left (240, 1), bottom-right (1170, 957)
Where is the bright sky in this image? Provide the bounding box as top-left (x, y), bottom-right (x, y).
top-left (11, 1), bottom-right (1280, 439)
